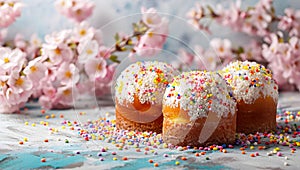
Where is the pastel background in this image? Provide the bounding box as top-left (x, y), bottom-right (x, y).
top-left (7, 0), bottom-right (300, 53)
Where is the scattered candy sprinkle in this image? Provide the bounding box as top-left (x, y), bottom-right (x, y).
top-left (41, 158), bottom-right (46, 162)
top-left (15, 97), bottom-right (300, 169)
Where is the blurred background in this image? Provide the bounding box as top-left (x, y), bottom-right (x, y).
top-left (7, 0), bottom-right (300, 51)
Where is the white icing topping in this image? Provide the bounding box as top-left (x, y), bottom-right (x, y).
top-left (220, 60), bottom-right (279, 104)
top-left (115, 61), bottom-right (177, 105)
top-left (163, 71), bottom-right (236, 120)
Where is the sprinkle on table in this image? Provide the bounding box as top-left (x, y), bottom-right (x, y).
top-left (41, 158), bottom-right (46, 162)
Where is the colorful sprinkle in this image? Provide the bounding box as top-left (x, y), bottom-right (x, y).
top-left (41, 158), bottom-right (46, 162)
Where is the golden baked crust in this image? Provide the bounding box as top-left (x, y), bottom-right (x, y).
top-left (236, 96), bottom-right (276, 134)
top-left (116, 105), bottom-right (163, 133)
top-left (115, 96), bottom-right (164, 133)
top-left (162, 106), bottom-right (236, 146)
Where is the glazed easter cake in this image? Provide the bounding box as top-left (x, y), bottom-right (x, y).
top-left (220, 61), bottom-right (279, 134)
top-left (114, 61), bottom-right (177, 133)
top-left (162, 71), bottom-right (237, 146)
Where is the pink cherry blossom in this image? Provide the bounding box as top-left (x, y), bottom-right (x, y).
top-left (135, 17), bottom-right (168, 57)
top-left (23, 57), bottom-right (47, 84)
top-left (5, 88), bottom-right (32, 106)
top-left (215, 0), bottom-right (244, 31)
top-left (45, 30), bottom-right (71, 45)
top-left (74, 22), bottom-right (101, 43)
top-left (38, 95), bottom-right (54, 110)
top-left (39, 85), bottom-right (76, 110)
top-left (39, 22), bottom-right (113, 109)
top-left (262, 33), bottom-right (280, 62)
top-left (94, 63), bottom-right (117, 96)
top-left (290, 61), bottom-right (300, 89)
top-left (184, 0), bottom-right (300, 91)
top-left (7, 72), bottom-right (33, 94)
top-left (133, 7), bottom-right (169, 57)
top-left (98, 46), bottom-right (111, 59)
top-left (30, 83), bottom-right (44, 99)
top-left (278, 8), bottom-right (300, 36)
top-left (141, 7), bottom-right (162, 28)
top-left (0, 0), bottom-right (23, 28)
top-left (0, 47), bottom-right (34, 113)
top-left (25, 34), bottom-right (43, 60)
top-left (262, 32), bottom-right (300, 91)
top-left (57, 62), bottom-right (80, 85)
top-left (84, 57), bottom-right (107, 80)
top-left (38, 85), bottom-right (57, 109)
top-left (42, 43), bottom-right (73, 65)
top-left (42, 85), bottom-right (57, 100)
top-left (96, 63), bottom-right (117, 84)
top-left (76, 79), bottom-right (94, 95)
top-left (14, 34), bottom-right (27, 50)
top-left (54, 85), bottom-right (75, 107)
top-left (55, 0), bottom-right (95, 23)
top-left (186, 3), bottom-right (207, 31)
top-left (279, 58), bottom-right (293, 79)
top-left (0, 47), bottom-right (26, 73)
top-left (29, 34), bottom-right (42, 49)
top-left (289, 36), bottom-right (300, 56)
top-left (268, 59), bottom-right (297, 91)
top-left (248, 8), bottom-right (272, 36)
top-left (77, 39), bottom-right (99, 62)
top-left (42, 30), bottom-right (74, 65)
top-left (186, 3), bottom-right (204, 20)
top-left (0, 47), bottom-right (13, 71)
top-left (209, 38), bottom-right (232, 58)
top-left (240, 40), bottom-right (264, 62)
top-left (258, 0), bottom-right (273, 11)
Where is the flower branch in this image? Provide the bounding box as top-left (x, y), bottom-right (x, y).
top-left (182, 0), bottom-right (300, 91)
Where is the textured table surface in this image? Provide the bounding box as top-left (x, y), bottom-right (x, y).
top-left (0, 92), bottom-right (299, 170)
